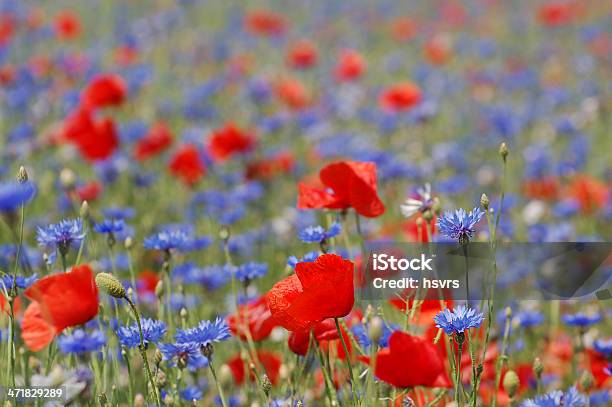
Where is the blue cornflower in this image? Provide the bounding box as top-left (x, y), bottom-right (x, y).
top-left (520, 387), bottom-right (586, 407)
top-left (102, 206), bottom-right (136, 220)
top-left (287, 251), bottom-right (319, 268)
top-left (0, 181), bottom-right (36, 212)
top-left (180, 386), bottom-right (203, 401)
top-left (215, 395), bottom-right (241, 407)
top-left (143, 230), bottom-right (190, 251)
top-left (437, 207), bottom-right (485, 243)
top-left (235, 262), bottom-right (268, 282)
top-left (434, 305), bottom-right (484, 335)
top-left (298, 223), bottom-right (342, 243)
top-left (93, 218), bottom-right (125, 234)
top-left (352, 321), bottom-right (397, 350)
top-left (589, 390), bottom-right (610, 407)
top-left (117, 318), bottom-right (167, 348)
top-left (57, 329), bottom-right (106, 354)
top-left (175, 317), bottom-right (231, 347)
top-left (515, 311), bottom-right (545, 328)
top-left (36, 218), bottom-right (85, 255)
top-left (593, 338), bottom-right (612, 357)
top-left (562, 312), bottom-right (601, 328)
top-left (1, 273), bottom-right (38, 290)
top-left (158, 342), bottom-right (208, 370)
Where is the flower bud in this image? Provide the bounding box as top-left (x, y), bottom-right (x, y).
top-left (95, 273), bottom-right (126, 299)
top-left (156, 370), bottom-right (167, 387)
top-left (533, 357), bottom-right (543, 378)
top-left (580, 370), bottom-right (594, 392)
top-left (499, 142), bottom-right (509, 160)
top-left (369, 316), bottom-right (384, 344)
top-left (155, 349), bottom-right (163, 366)
top-left (17, 166), bottom-right (28, 183)
top-left (261, 374), bottom-right (272, 396)
top-left (134, 394), bottom-right (146, 407)
top-left (480, 193), bottom-right (489, 210)
top-left (59, 168), bottom-right (76, 190)
top-left (98, 393), bottom-right (108, 405)
top-left (124, 236), bottom-right (133, 250)
top-left (180, 307), bottom-right (188, 319)
top-left (505, 306), bottom-right (512, 319)
top-left (80, 201), bottom-right (89, 218)
top-left (503, 370), bottom-right (520, 398)
top-left (219, 225), bottom-right (231, 242)
top-left (155, 280), bottom-right (164, 299)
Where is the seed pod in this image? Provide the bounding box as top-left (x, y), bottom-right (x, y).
top-left (533, 357), bottom-right (544, 378)
top-left (499, 142), bottom-right (509, 160)
top-left (261, 374), bottom-right (272, 396)
top-left (17, 166), bottom-right (28, 183)
top-left (95, 273), bottom-right (126, 299)
top-left (503, 370), bottom-right (520, 398)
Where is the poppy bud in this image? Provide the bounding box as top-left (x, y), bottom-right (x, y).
top-left (134, 394), bottom-right (145, 407)
top-left (80, 200), bottom-right (89, 218)
top-left (17, 166), bottom-right (28, 183)
top-left (261, 374), bottom-right (272, 396)
top-left (154, 349), bottom-right (163, 366)
top-left (533, 357), bottom-right (543, 378)
top-left (219, 225), bottom-right (231, 242)
top-left (59, 168), bottom-right (76, 190)
top-left (503, 370), bottom-right (520, 398)
top-left (156, 370), bottom-right (167, 387)
top-left (219, 364), bottom-right (233, 386)
top-left (155, 280), bottom-right (164, 299)
top-left (480, 194), bottom-right (489, 210)
top-left (95, 272), bottom-right (126, 299)
top-left (580, 370), bottom-right (594, 392)
top-left (499, 142), bottom-right (509, 161)
top-left (505, 306), bottom-right (512, 318)
top-left (369, 316), bottom-right (384, 344)
top-left (124, 236), bottom-right (133, 250)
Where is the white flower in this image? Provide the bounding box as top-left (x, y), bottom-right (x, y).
top-left (400, 183), bottom-right (433, 218)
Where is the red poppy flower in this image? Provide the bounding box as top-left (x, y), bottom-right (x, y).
top-left (372, 331), bottom-right (451, 388)
top-left (227, 350), bottom-right (282, 385)
top-left (54, 11), bottom-right (81, 40)
top-left (168, 144), bottom-right (206, 186)
top-left (288, 319), bottom-right (352, 360)
top-left (334, 49), bottom-right (366, 82)
top-left (0, 15), bottom-right (15, 46)
top-left (587, 349), bottom-right (611, 388)
top-left (245, 151), bottom-right (294, 181)
top-left (227, 296), bottom-right (278, 342)
top-left (401, 217), bottom-right (437, 242)
top-left (286, 39), bottom-right (318, 69)
top-left (537, 2), bottom-right (575, 26)
top-left (136, 270), bottom-right (160, 297)
top-left (244, 10), bottom-right (287, 37)
top-left (565, 174), bottom-right (609, 214)
top-left (266, 254), bottom-right (354, 332)
top-left (275, 78), bottom-right (310, 110)
top-left (81, 74), bottom-right (127, 109)
top-left (63, 108), bottom-right (119, 162)
top-left (75, 181), bottom-right (102, 202)
top-left (297, 161), bottom-right (385, 218)
top-left (389, 289), bottom-right (453, 326)
top-left (207, 123), bottom-right (255, 162)
top-left (114, 45), bottom-right (139, 66)
top-left (391, 17), bottom-right (416, 42)
top-left (21, 265), bottom-right (99, 351)
top-left (424, 35), bottom-right (453, 65)
top-left (522, 176), bottom-right (560, 200)
top-left (379, 82), bottom-right (422, 112)
top-left (134, 123), bottom-right (174, 161)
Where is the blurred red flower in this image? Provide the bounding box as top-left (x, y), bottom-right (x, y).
top-left (286, 39), bottom-right (319, 69)
top-left (81, 74), bottom-right (127, 109)
top-left (275, 78), bottom-right (310, 110)
top-left (136, 270), bottom-right (160, 298)
top-left (207, 123), bottom-right (255, 162)
top-left (379, 82), bottom-right (422, 112)
top-left (134, 123), bottom-right (174, 161)
top-left (267, 254), bottom-right (354, 332)
top-left (371, 331), bottom-right (451, 388)
top-left (63, 108), bottom-right (119, 162)
top-left (75, 181), bottom-right (102, 202)
top-left (227, 350), bottom-right (282, 385)
top-left (334, 49), bottom-right (366, 82)
top-left (537, 2), bottom-right (575, 26)
top-left (565, 174), bottom-right (609, 214)
top-left (22, 265), bottom-right (99, 351)
top-left (298, 161), bottom-right (385, 218)
top-left (54, 10), bottom-right (81, 40)
top-left (424, 35), bottom-right (453, 65)
top-left (244, 10), bottom-right (287, 37)
top-left (522, 176), bottom-right (560, 200)
top-left (227, 296), bottom-right (278, 342)
top-left (245, 151), bottom-right (294, 181)
top-left (168, 144), bottom-right (206, 185)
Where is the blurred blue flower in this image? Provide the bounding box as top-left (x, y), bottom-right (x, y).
top-left (117, 318), bottom-right (167, 348)
top-left (36, 218), bottom-right (85, 255)
top-left (93, 218), bottom-right (125, 234)
top-left (235, 262), bottom-right (268, 282)
top-left (58, 329), bottom-right (106, 354)
top-left (562, 312), bottom-right (601, 328)
top-left (158, 342), bottom-right (208, 370)
top-left (143, 230), bottom-right (190, 251)
top-left (0, 181), bottom-right (36, 212)
top-left (0, 273), bottom-right (38, 290)
top-left (175, 317), bottom-right (231, 347)
top-left (180, 386), bottom-right (203, 401)
top-left (298, 223), bottom-right (342, 243)
top-left (520, 386), bottom-right (585, 407)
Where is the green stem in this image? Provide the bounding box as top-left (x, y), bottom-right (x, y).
top-left (209, 357), bottom-right (228, 407)
top-left (335, 318), bottom-right (359, 406)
